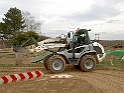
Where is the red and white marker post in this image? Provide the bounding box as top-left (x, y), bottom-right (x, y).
top-left (0, 70), bottom-right (44, 85)
top-left (46, 74), bottom-right (73, 79)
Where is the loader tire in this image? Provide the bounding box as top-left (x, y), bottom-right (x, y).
top-left (79, 55), bottom-right (96, 72)
top-left (47, 55), bottom-right (66, 73)
top-left (43, 55), bottom-right (52, 70)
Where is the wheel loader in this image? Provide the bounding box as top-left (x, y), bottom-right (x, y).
top-left (43, 29), bottom-right (106, 73)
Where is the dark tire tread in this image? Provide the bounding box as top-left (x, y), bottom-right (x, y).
top-left (47, 55), bottom-right (66, 73)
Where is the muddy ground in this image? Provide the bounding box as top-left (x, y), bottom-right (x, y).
top-left (0, 56), bottom-right (124, 93)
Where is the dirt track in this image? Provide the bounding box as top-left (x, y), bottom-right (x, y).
top-left (0, 64), bottom-right (124, 93)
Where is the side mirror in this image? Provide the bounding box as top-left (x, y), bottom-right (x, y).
top-left (87, 29), bottom-right (91, 31)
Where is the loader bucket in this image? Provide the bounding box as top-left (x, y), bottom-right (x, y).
top-left (30, 51), bottom-right (52, 63)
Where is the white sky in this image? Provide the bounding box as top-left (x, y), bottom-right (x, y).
top-left (0, 0), bottom-right (124, 40)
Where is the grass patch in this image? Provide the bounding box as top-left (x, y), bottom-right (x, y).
top-left (98, 59), bottom-right (124, 68)
top-left (18, 64), bottom-right (35, 67)
top-left (0, 63), bottom-right (35, 67)
top-left (4, 54), bottom-right (16, 58)
top-left (0, 64), bottom-right (16, 67)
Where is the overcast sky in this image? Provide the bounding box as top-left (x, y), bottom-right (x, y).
top-left (0, 0), bottom-right (124, 40)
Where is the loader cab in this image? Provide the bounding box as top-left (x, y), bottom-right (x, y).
top-left (73, 29), bottom-right (91, 47)
top-left (66, 29), bottom-right (91, 54)
top-left (66, 29), bottom-right (91, 48)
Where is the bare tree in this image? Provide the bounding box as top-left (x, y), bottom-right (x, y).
top-left (22, 11), bottom-right (42, 33)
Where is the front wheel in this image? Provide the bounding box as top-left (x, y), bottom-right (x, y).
top-left (79, 55), bottom-right (96, 72)
top-left (47, 55), bottom-right (66, 73)
top-left (43, 55), bottom-right (52, 70)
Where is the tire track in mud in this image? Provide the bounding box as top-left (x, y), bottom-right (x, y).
top-left (74, 70), bottom-right (124, 93)
top-left (93, 70), bottom-right (124, 79)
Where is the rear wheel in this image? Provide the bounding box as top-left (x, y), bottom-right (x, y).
top-left (79, 55), bottom-right (96, 72)
top-left (47, 55), bottom-right (66, 73)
